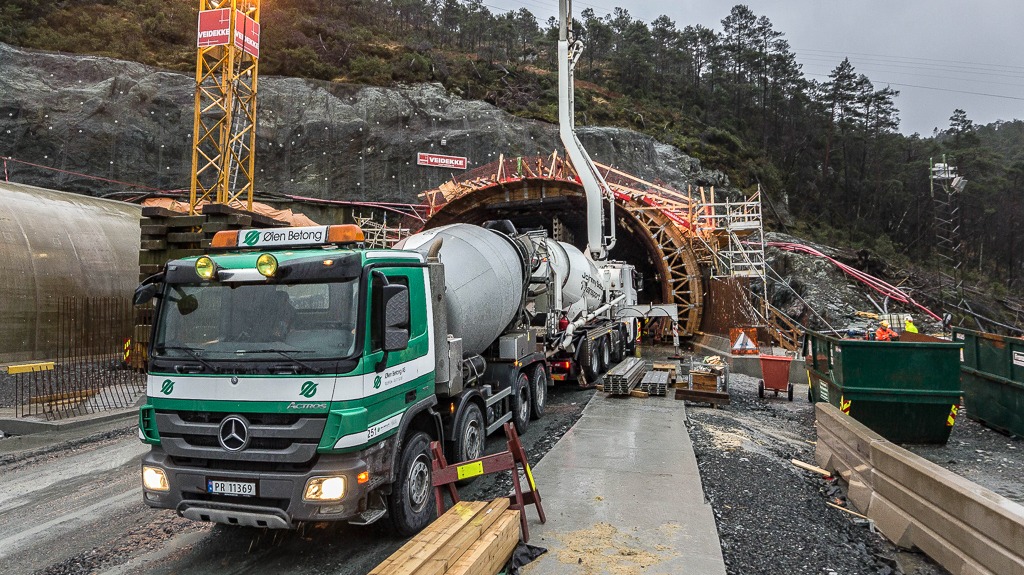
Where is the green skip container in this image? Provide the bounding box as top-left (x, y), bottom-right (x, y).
top-left (954, 327), bottom-right (1024, 437)
top-left (804, 331), bottom-right (962, 444)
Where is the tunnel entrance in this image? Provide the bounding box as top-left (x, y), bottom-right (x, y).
top-left (422, 179), bottom-right (704, 336)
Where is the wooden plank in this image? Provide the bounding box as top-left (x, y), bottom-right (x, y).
top-left (420, 498), bottom-right (511, 575)
top-left (167, 232), bottom-right (205, 244)
top-left (629, 390), bottom-right (650, 398)
top-left (140, 206), bottom-right (180, 218)
top-left (369, 501), bottom-right (488, 575)
top-left (140, 224), bottom-right (168, 236)
top-left (164, 215), bottom-right (207, 228)
top-left (371, 500), bottom-right (511, 575)
top-left (446, 510), bottom-right (521, 575)
top-left (140, 239), bottom-right (167, 250)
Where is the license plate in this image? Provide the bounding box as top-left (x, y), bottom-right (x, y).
top-left (207, 479), bottom-right (256, 497)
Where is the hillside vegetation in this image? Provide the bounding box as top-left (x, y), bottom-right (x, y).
top-left (2, 0), bottom-right (1024, 293)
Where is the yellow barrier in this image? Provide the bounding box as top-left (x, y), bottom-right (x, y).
top-left (5, 362), bottom-right (56, 374)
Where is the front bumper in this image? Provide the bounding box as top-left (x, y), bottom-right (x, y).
top-left (142, 448), bottom-right (376, 528)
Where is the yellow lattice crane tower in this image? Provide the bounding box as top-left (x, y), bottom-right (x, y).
top-left (189, 0), bottom-right (261, 214)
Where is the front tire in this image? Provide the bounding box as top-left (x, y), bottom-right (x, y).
top-left (511, 371), bottom-right (531, 435)
top-left (454, 402), bottom-right (485, 463)
top-left (388, 432), bottom-right (436, 536)
top-left (530, 364), bottom-right (547, 420)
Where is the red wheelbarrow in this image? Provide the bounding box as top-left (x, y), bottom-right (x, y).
top-left (758, 354), bottom-right (794, 401)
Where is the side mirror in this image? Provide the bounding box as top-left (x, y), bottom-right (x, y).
top-left (133, 283), bottom-right (160, 305)
top-left (382, 284), bottom-right (410, 351)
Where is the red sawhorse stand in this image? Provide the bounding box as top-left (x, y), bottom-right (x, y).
top-left (430, 422), bottom-right (546, 541)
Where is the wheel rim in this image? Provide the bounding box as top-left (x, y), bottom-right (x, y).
top-left (534, 372), bottom-right (546, 409)
top-left (463, 417), bottom-right (482, 460)
top-left (408, 454), bottom-right (431, 512)
top-left (591, 347), bottom-right (600, 374)
top-left (602, 339), bottom-right (610, 365)
top-left (518, 376), bottom-right (530, 422)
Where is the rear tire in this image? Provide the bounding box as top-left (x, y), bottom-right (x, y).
top-left (388, 432), bottom-right (436, 536)
top-left (599, 336), bottom-right (611, 373)
top-left (758, 379), bottom-right (765, 399)
top-left (610, 331), bottom-right (625, 363)
top-left (529, 364), bottom-right (547, 420)
top-left (511, 371), bottom-right (531, 435)
top-left (583, 341), bottom-right (601, 383)
top-left (788, 383), bottom-right (794, 402)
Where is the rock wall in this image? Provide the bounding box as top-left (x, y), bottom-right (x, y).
top-left (0, 42), bottom-right (728, 204)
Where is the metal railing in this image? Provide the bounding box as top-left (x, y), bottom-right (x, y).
top-left (10, 297), bottom-right (145, 420)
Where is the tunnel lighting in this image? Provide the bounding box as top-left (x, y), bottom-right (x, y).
top-left (256, 253), bottom-right (278, 277)
top-left (195, 256), bottom-right (216, 280)
top-left (304, 476), bottom-right (346, 501)
top-left (142, 466), bottom-right (169, 491)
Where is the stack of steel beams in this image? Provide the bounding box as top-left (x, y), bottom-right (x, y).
top-left (604, 357), bottom-right (646, 395)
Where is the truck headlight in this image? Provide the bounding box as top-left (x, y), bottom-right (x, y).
top-left (303, 476), bottom-right (346, 501)
top-left (142, 466), bottom-right (169, 491)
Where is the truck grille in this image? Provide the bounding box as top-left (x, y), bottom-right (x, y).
top-left (156, 410), bottom-right (327, 465)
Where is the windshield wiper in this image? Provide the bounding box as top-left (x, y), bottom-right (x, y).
top-left (237, 349), bottom-right (324, 374)
top-left (157, 345), bottom-right (220, 373)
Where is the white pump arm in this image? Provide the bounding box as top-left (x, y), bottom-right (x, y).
top-left (558, 0), bottom-right (616, 260)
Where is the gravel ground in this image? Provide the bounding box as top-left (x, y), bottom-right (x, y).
top-left (679, 353), bottom-right (948, 575)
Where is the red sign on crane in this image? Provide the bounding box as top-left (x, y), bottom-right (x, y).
top-left (234, 11), bottom-right (260, 59)
top-left (417, 153), bottom-right (468, 170)
top-left (196, 9), bottom-right (231, 47)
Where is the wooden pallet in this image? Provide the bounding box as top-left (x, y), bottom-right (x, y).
top-left (674, 387), bottom-right (730, 408)
top-left (370, 499), bottom-right (520, 575)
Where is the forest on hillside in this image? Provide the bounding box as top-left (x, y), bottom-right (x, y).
top-left (2, 0), bottom-right (1023, 291)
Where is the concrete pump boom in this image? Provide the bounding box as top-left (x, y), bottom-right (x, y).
top-left (558, 0), bottom-right (616, 260)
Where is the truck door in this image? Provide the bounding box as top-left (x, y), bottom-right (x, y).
top-left (359, 268), bottom-right (433, 443)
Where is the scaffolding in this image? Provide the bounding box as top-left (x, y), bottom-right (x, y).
top-left (355, 214), bottom-right (411, 249)
top-left (930, 157), bottom-right (968, 326)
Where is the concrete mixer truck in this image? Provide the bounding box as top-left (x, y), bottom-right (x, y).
top-left (133, 220), bottom-right (642, 535)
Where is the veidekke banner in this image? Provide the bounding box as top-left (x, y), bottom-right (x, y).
top-left (197, 9), bottom-right (231, 47)
top-left (417, 153), bottom-right (468, 170)
top-left (234, 11), bottom-right (260, 58)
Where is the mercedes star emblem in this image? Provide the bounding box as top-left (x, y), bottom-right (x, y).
top-left (218, 415), bottom-right (250, 452)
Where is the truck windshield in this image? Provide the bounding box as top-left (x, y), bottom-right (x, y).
top-left (152, 280), bottom-right (360, 361)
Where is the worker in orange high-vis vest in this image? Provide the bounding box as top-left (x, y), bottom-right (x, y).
top-left (875, 321), bottom-right (899, 341)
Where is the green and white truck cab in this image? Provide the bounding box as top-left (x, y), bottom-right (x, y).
top-left (136, 223), bottom-right (550, 535)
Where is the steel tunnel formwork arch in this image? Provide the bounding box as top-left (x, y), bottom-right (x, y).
top-left (421, 177), bottom-right (704, 336)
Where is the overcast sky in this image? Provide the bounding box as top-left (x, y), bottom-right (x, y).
top-left (487, 0), bottom-right (1024, 136)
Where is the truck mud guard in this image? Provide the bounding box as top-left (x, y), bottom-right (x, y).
top-left (386, 395), bottom-right (440, 484)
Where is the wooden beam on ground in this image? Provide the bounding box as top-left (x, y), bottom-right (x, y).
top-left (370, 499), bottom-right (510, 575)
top-left (446, 510), bottom-right (521, 575)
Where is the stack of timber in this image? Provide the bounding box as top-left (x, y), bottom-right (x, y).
top-left (604, 357), bottom-right (646, 395)
top-left (651, 362), bottom-right (679, 387)
top-left (370, 499), bottom-right (521, 575)
top-left (638, 370), bottom-right (670, 396)
top-left (138, 203), bottom-right (287, 281)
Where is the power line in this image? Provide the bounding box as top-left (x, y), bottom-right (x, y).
top-left (796, 54), bottom-right (1024, 82)
top-left (802, 73), bottom-right (1024, 102)
top-left (795, 47), bottom-right (1024, 74)
top-left (798, 60), bottom-right (1024, 91)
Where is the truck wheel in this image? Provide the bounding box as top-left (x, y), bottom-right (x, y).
top-left (610, 331), bottom-right (625, 363)
top-left (583, 342), bottom-right (601, 383)
top-left (529, 364), bottom-right (547, 420)
top-left (388, 432), bottom-right (436, 536)
top-left (599, 336), bottom-right (611, 372)
top-left (788, 383), bottom-right (794, 402)
top-left (758, 379), bottom-right (765, 399)
top-left (511, 371), bottom-right (531, 435)
top-left (454, 402), bottom-right (485, 463)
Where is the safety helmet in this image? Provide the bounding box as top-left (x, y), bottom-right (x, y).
top-left (880, 321), bottom-right (889, 328)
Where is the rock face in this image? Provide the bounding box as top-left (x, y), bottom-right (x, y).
top-left (0, 42), bottom-right (727, 203)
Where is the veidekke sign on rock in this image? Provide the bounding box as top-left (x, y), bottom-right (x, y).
top-left (417, 153), bottom-right (468, 170)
